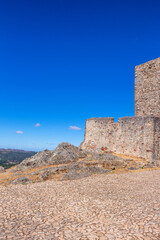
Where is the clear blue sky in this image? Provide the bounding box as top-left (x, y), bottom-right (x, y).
top-left (0, 0), bottom-right (160, 151)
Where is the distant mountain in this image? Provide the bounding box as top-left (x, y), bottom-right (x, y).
top-left (0, 148), bottom-right (37, 169)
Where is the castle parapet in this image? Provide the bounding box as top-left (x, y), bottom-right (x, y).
top-left (81, 116), bottom-right (160, 162)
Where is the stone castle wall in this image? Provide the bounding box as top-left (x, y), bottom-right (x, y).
top-left (80, 117), bottom-right (160, 162)
top-left (153, 118), bottom-right (160, 161)
top-left (81, 58), bottom-right (160, 162)
top-left (81, 118), bottom-right (116, 152)
top-left (135, 57), bottom-right (160, 117)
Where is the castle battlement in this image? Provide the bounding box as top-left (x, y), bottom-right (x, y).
top-left (81, 58), bottom-right (160, 163)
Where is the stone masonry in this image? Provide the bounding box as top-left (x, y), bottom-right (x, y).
top-left (80, 58), bottom-right (160, 163)
top-left (135, 57), bottom-right (160, 117)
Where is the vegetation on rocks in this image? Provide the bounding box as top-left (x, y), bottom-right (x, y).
top-left (0, 142), bottom-right (155, 185)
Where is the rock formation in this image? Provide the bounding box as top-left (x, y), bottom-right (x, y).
top-left (12, 142), bottom-right (87, 171)
top-left (1, 142), bottom-right (150, 184)
top-left (0, 166), bottom-right (5, 173)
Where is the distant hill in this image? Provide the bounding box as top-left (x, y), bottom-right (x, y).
top-left (0, 148), bottom-right (37, 169)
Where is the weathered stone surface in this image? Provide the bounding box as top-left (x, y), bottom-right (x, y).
top-left (60, 164), bottom-right (110, 181)
top-left (12, 149), bottom-right (52, 171)
top-left (12, 177), bottom-right (31, 184)
top-left (60, 169), bottom-right (91, 181)
top-left (11, 142), bottom-right (87, 171)
top-left (50, 142), bottom-right (87, 164)
top-left (135, 57), bottom-right (160, 117)
top-left (80, 116), bottom-right (160, 162)
top-left (0, 170), bottom-right (160, 239)
top-left (2, 147), bottom-right (153, 184)
top-left (0, 166), bottom-right (5, 173)
top-left (87, 166), bottom-right (110, 174)
top-left (128, 167), bottom-right (137, 170)
top-left (39, 170), bottom-right (55, 181)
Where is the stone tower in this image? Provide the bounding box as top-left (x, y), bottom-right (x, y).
top-left (135, 57), bottom-right (160, 117)
top-left (81, 57), bottom-right (160, 163)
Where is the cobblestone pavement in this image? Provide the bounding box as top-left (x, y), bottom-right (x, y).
top-left (0, 170), bottom-right (160, 240)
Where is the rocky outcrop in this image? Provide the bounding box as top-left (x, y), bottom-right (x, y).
top-left (12, 143), bottom-right (87, 172)
top-left (0, 166), bottom-right (5, 173)
top-left (3, 142), bottom-right (152, 184)
top-left (12, 177), bottom-right (31, 184)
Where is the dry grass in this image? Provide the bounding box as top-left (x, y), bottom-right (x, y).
top-left (0, 154), bottom-right (159, 186)
top-left (112, 152), bottom-right (147, 162)
top-left (0, 163), bottom-right (68, 185)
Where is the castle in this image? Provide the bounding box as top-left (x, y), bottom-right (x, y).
top-left (80, 57), bottom-right (160, 163)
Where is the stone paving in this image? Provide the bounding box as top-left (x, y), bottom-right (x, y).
top-left (0, 170), bottom-right (160, 240)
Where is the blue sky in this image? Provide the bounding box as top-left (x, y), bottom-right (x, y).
top-left (0, 0), bottom-right (160, 151)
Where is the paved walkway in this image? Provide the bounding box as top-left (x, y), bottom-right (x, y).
top-left (0, 170), bottom-right (160, 240)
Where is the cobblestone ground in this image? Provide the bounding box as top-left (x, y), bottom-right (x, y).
top-left (0, 170), bottom-right (160, 240)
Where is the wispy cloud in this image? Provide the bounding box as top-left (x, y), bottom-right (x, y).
top-left (16, 130), bottom-right (24, 134)
top-left (68, 126), bottom-right (81, 131)
top-left (35, 123), bottom-right (41, 127)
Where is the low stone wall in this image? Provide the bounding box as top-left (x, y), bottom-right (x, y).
top-left (80, 116), bottom-right (160, 162)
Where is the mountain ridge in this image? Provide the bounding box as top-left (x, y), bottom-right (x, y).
top-left (0, 148), bottom-right (37, 169)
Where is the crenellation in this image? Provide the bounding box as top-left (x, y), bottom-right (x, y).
top-left (81, 58), bottom-right (160, 163)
